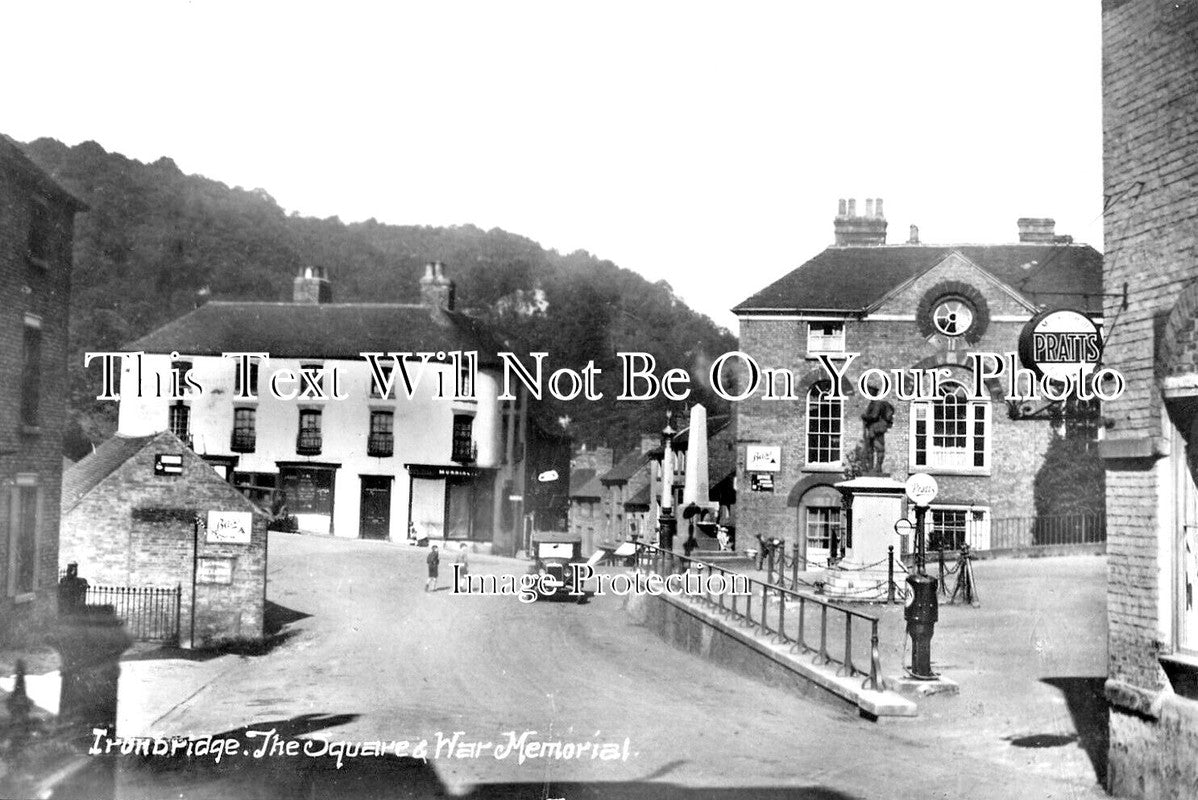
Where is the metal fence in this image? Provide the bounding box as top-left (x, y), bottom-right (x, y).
top-left (633, 542), bottom-right (884, 691)
top-left (990, 511), bottom-right (1106, 550)
top-left (59, 578), bottom-right (181, 643)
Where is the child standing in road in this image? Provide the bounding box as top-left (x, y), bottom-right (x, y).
top-left (426, 545), bottom-right (440, 592)
top-left (454, 543), bottom-right (469, 590)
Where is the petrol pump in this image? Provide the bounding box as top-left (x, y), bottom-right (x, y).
top-left (904, 474), bottom-right (939, 680)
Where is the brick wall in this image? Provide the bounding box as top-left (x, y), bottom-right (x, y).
top-left (61, 434), bottom-right (268, 647)
top-left (1103, 1), bottom-right (1198, 796)
top-left (0, 141), bottom-right (79, 645)
top-left (737, 253), bottom-right (1060, 551)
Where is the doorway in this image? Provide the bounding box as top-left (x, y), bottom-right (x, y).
top-left (359, 476), bottom-right (392, 540)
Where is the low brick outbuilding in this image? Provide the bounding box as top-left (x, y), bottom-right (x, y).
top-left (60, 431), bottom-right (268, 647)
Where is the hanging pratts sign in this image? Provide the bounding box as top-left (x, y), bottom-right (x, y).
top-left (1018, 309), bottom-right (1103, 382)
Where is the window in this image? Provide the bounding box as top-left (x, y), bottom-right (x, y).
top-left (235, 361), bottom-right (260, 398)
top-left (231, 407), bottom-right (256, 452)
top-left (370, 363), bottom-right (394, 399)
top-left (499, 400), bottom-right (512, 465)
top-left (929, 508), bottom-right (968, 551)
top-left (172, 359), bottom-right (194, 397)
top-left (233, 472), bottom-right (279, 507)
top-left (452, 414), bottom-right (475, 463)
top-left (911, 381), bottom-right (989, 472)
top-left (368, 411), bottom-right (394, 457)
top-left (169, 403), bottom-right (191, 444)
top-left (21, 318), bottom-right (42, 427)
top-left (27, 199), bottom-right (50, 265)
top-left (8, 478), bottom-right (41, 596)
top-left (806, 381), bottom-right (842, 465)
top-left (807, 322), bottom-right (845, 354)
top-left (932, 298), bottom-right (975, 337)
top-left (297, 409), bottom-right (322, 455)
top-left (806, 506), bottom-right (842, 553)
top-left (300, 363), bottom-right (325, 397)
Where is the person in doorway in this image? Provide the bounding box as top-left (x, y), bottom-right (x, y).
top-left (426, 545), bottom-right (440, 592)
top-left (454, 543), bottom-right (470, 590)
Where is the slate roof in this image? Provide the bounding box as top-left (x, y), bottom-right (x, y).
top-left (600, 450), bottom-right (649, 484)
top-left (571, 471), bottom-right (606, 501)
top-left (733, 244), bottom-right (1103, 315)
top-left (61, 433), bottom-right (159, 511)
top-left (624, 483), bottom-right (651, 510)
top-left (1, 136), bottom-right (88, 211)
top-left (125, 302), bottom-right (508, 363)
top-left (569, 468), bottom-right (597, 496)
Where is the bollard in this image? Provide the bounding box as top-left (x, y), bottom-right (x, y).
top-left (888, 545), bottom-right (896, 604)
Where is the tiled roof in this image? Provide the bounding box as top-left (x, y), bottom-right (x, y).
top-left (125, 302), bottom-right (508, 363)
top-left (600, 450), bottom-right (649, 484)
top-left (568, 468), bottom-right (597, 496)
top-left (624, 483), bottom-right (651, 510)
top-left (1, 136), bottom-right (88, 211)
top-left (61, 433), bottom-right (160, 511)
top-left (733, 244), bottom-right (1103, 314)
top-left (571, 472), bottom-right (606, 501)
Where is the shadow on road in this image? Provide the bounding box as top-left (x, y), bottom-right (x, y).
top-left (121, 601), bottom-right (310, 662)
top-left (1041, 676), bottom-right (1109, 785)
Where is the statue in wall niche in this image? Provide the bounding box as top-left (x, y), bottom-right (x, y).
top-left (861, 399), bottom-right (895, 474)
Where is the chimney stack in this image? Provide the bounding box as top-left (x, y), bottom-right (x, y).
top-left (833, 197), bottom-right (888, 246)
top-left (419, 261), bottom-right (456, 311)
top-left (293, 266), bottom-right (332, 304)
top-left (1017, 218), bottom-right (1056, 243)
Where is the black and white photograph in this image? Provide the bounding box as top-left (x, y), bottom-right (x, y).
top-left (1, 1), bottom-right (1196, 798)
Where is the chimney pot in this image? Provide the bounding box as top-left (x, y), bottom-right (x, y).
top-left (293, 265), bottom-right (332, 304)
top-left (865, 198), bottom-right (874, 217)
top-left (838, 198), bottom-right (847, 216)
top-left (847, 198), bottom-right (856, 217)
top-left (875, 198), bottom-right (884, 218)
top-left (908, 224), bottom-right (920, 245)
top-left (420, 261), bottom-right (456, 310)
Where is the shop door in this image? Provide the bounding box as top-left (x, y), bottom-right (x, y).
top-left (360, 476), bottom-right (392, 540)
top-left (1174, 414), bottom-right (1198, 655)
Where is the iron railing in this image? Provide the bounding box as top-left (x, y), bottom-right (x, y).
top-left (60, 577), bottom-right (181, 643)
top-left (633, 542), bottom-right (884, 691)
top-left (990, 511), bottom-right (1106, 549)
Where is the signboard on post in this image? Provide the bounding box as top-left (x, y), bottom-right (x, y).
top-left (904, 473), bottom-right (938, 507)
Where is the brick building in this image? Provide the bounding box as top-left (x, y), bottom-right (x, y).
top-left (60, 431), bottom-right (268, 647)
top-left (1101, 1), bottom-right (1198, 795)
top-left (0, 136), bottom-right (86, 645)
top-left (733, 201), bottom-right (1102, 566)
top-left (116, 263), bottom-right (534, 555)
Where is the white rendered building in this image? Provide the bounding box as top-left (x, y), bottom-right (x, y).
top-left (116, 264), bottom-right (529, 553)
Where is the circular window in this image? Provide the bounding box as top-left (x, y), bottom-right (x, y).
top-left (933, 298), bottom-right (975, 337)
top-left (917, 281), bottom-right (990, 343)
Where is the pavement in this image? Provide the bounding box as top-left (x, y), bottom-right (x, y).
top-left (6, 534), bottom-right (1110, 799)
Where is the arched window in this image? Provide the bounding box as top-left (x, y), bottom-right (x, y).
top-left (806, 380), bottom-right (842, 465)
top-left (911, 380), bottom-right (989, 472)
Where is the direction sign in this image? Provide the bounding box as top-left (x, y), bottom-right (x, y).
top-left (904, 473), bottom-right (938, 507)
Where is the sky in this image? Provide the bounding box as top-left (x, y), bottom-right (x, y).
top-left (1, 1), bottom-right (1102, 332)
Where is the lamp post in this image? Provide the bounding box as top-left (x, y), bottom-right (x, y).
top-left (658, 413), bottom-right (677, 552)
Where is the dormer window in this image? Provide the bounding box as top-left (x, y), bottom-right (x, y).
top-left (807, 322), bottom-right (845, 354)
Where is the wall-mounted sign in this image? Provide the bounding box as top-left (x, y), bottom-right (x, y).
top-left (197, 557), bottom-right (234, 585)
top-left (750, 473), bottom-right (774, 492)
top-left (904, 473), bottom-right (939, 507)
top-left (206, 510), bottom-right (252, 544)
top-left (1018, 308), bottom-right (1103, 381)
top-left (154, 454), bottom-right (183, 476)
top-left (746, 446), bottom-right (781, 473)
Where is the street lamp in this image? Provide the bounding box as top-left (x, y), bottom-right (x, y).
top-left (658, 413), bottom-right (677, 551)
